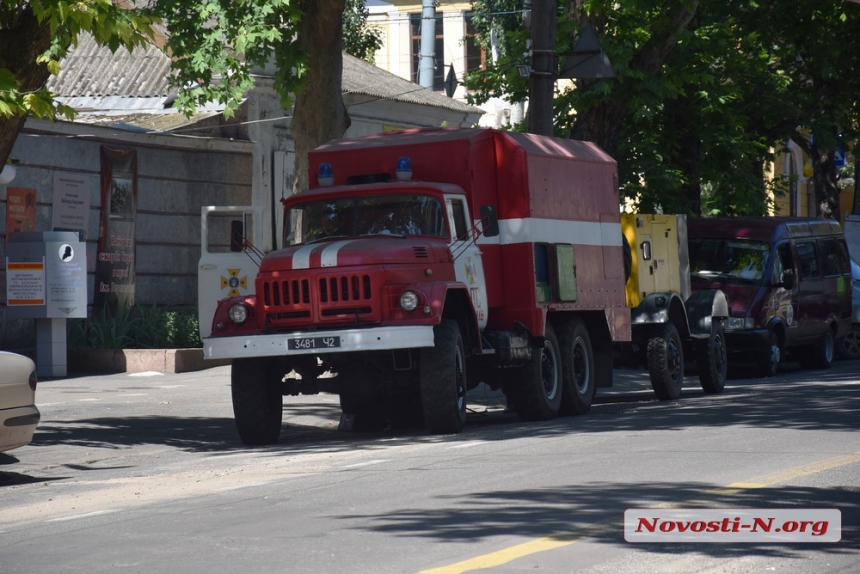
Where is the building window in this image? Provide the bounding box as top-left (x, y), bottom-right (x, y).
top-left (411, 12), bottom-right (444, 90)
top-left (465, 12), bottom-right (486, 74)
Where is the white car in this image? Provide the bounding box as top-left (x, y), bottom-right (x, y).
top-left (0, 351), bottom-right (40, 453)
top-left (837, 260), bottom-right (860, 360)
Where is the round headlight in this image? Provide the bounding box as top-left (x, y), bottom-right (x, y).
top-left (399, 290), bottom-right (420, 312)
top-left (228, 303), bottom-right (248, 324)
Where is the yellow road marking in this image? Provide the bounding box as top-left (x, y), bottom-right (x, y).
top-left (419, 451), bottom-right (860, 573)
top-left (419, 535), bottom-right (579, 574)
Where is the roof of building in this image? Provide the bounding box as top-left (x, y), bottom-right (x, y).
top-left (47, 33), bottom-right (480, 121)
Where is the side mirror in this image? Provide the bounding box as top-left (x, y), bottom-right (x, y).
top-left (230, 220), bottom-right (244, 252)
top-left (480, 205), bottom-right (499, 238)
top-left (780, 269), bottom-right (795, 290)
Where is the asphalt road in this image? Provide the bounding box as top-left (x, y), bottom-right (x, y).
top-left (1, 358), bottom-right (859, 573)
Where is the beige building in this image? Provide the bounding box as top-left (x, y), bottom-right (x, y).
top-left (368, 0), bottom-right (525, 127)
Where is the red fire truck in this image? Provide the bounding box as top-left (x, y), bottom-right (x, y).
top-left (202, 128), bottom-right (727, 444)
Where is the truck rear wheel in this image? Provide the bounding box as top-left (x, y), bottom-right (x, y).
top-left (231, 357), bottom-right (283, 445)
top-left (420, 320), bottom-right (467, 434)
top-left (647, 323), bottom-right (684, 400)
top-left (507, 324), bottom-right (562, 421)
top-left (696, 320), bottom-right (727, 394)
top-left (558, 317), bottom-right (595, 415)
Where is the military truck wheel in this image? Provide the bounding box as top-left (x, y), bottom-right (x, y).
top-left (231, 357), bottom-right (283, 445)
top-left (798, 329), bottom-right (835, 369)
top-left (837, 325), bottom-right (860, 360)
top-left (756, 330), bottom-right (781, 377)
top-left (696, 320), bottom-right (727, 394)
top-left (558, 317), bottom-right (595, 415)
top-left (647, 323), bottom-right (684, 401)
top-left (420, 320), bottom-right (467, 434)
top-left (508, 324), bottom-right (563, 421)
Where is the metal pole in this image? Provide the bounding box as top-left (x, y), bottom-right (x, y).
top-left (527, 0), bottom-right (556, 136)
top-left (419, 0), bottom-right (436, 88)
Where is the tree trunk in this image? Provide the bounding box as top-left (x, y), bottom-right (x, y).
top-left (291, 0), bottom-right (351, 195)
top-left (0, 8), bottom-right (53, 165)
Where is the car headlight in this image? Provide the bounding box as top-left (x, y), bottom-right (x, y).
top-left (725, 317), bottom-right (754, 330)
top-left (228, 303), bottom-right (249, 324)
top-left (399, 290), bottom-right (420, 312)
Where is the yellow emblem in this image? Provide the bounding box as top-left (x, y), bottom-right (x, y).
top-left (221, 268), bottom-right (248, 297)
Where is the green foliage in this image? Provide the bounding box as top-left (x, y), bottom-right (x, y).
top-left (68, 303), bottom-right (201, 350)
top-left (343, 0), bottom-right (383, 63)
top-left (154, 0), bottom-right (302, 118)
top-left (0, 0), bottom-right (157, 120)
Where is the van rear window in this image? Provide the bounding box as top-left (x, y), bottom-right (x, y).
top-left (795, 241), bottom-right (820, 279)
top-left (818, 238), bottom-right (849, 277)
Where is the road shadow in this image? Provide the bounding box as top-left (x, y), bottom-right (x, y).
top-left (337, 480), bottom-right (860, 555)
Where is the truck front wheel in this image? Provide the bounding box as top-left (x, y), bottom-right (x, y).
top-left (420, 320), bottom-right (467, 434)
top-left (231, 357), bottom-right (283, 445)
top-left (647, 323), bottom-right (684, 401)
top-left (696, 320), bottom-right (727, 394)
top-left (558, 317), bottom-right (595, 415)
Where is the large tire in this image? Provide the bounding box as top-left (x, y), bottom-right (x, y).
top-left (420, 320), bottom-right (467, 434)
top-left (507, 324), bottom-right (563, 421)
top-left (756, 330), bottom-right (781, 377)
top-left (837, 325), bottom-right (860, 360)
top-left (647, 323), bottom-right (684, 401)
top-left (696, 320), bottom-right (727, 394)
top-left (231, 357), bottom-right (283, 445)
top-left (798, 329), bottom-right (835, 369)
top-left (558, 317), bottom-right (596, 415)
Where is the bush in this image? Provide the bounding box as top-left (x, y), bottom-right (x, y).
top-left (68, 303), bottom-right (202, 350)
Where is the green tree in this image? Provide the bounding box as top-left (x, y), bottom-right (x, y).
top-left (0, 1), bottom-right (157, 166)
top-left (343, 0), bottom-right (383, 63)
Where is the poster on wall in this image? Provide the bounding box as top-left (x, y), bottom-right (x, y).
top-left (94, 146), bottom-right (137, 316)
top-left (52, 172), bottom-right (92, 240)
top-left (5, 187), bottom-right (37, 240)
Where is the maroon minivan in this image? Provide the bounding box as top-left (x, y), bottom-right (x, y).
top-left (687, 217), bottom-right (852, 376)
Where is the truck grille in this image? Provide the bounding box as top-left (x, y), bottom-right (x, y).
top-left (259, 272), bottom-right (377, 329)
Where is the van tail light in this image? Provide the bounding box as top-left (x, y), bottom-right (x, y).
top-left (29, 370), bottom-right (37, 391)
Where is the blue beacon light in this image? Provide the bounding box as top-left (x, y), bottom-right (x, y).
top-left (318, 162), bottom-right (334, 186)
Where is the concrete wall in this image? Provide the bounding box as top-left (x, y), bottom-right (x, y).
top-left (0, 119), bottom-right (252, 350)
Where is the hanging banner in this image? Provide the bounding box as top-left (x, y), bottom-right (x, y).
top-left (52, 172), bottom-right (92, 240)
top-left (5, 187), bottom-right (37, 240)
top-left (94, 146), bottom-right (137, 315)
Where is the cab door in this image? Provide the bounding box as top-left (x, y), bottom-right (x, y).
top-left (198, 206), bottom-right (263, 339)
top-left (445, 195), bottom-right (488, 329)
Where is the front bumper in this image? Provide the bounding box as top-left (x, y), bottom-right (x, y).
top-left (204, 325), bottom-right (435, 360)
top-left (724, 328), bottom-right (770, 358)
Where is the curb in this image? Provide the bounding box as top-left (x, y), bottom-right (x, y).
top-left (67, 348), bottom-right (230, 374)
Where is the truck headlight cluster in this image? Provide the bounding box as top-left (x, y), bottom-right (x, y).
top-left (228, 303), bottom-right (249, 324)
top-left (399, 290), bottom-right (420, 312)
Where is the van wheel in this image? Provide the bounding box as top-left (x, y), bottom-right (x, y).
top-left (420, 320), bottom-right (467, 434)
top-left (647, 323), bottom-right (684, 400)
top-left (696, 320), bottom-right (727, 394)
top-left (837, 325), bottom-right (860, 360)
top-left (798, 330), bottom-right (835, 369)
top-left (231, 358), bottom-right (283, 445)
top-left (506, 324), bottom-right (563, 421)
top-left (558, 317), bottom-right (596, 415)
top-left (756, 331), bottom-right (781, 377)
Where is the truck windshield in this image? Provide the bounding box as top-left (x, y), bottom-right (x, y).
top-left (285, 194), bottom-right (448, 245)
top-left (689, 238), bottom-right (771, 285)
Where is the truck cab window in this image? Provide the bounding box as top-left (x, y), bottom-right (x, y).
top-left (448, 198), bottom-right (470, 241)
